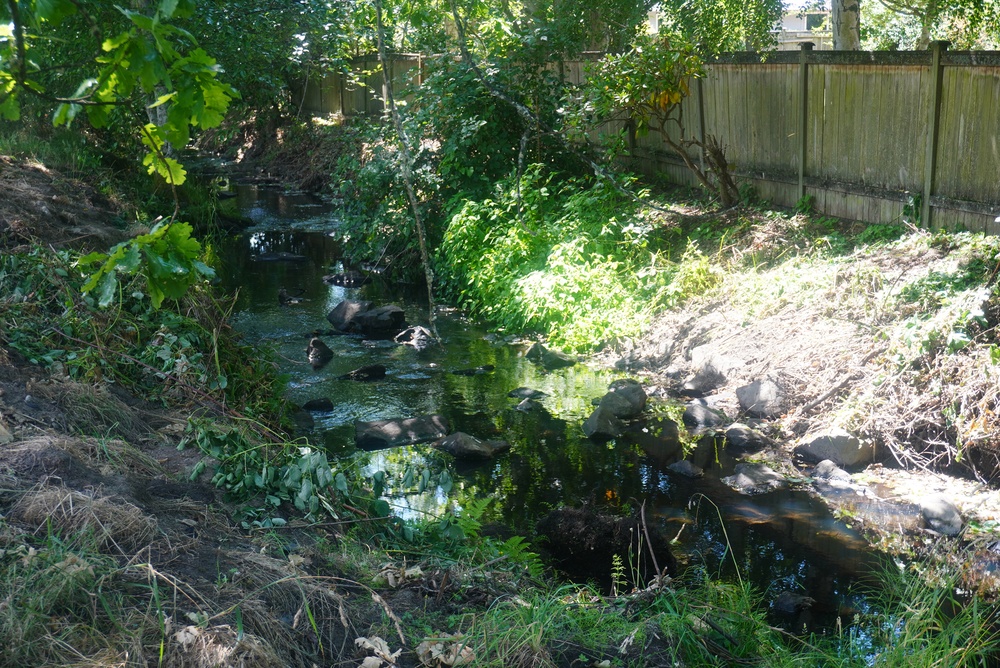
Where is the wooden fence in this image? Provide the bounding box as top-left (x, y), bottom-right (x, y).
top-left (298, 45), bottom-right (1000, 231)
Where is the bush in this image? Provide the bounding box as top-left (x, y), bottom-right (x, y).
top-left (437, 166), bottom-right (676, 352)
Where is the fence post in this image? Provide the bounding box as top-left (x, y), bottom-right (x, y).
top-left (797, 42), bottom-right (813, 202)
top-left (697, 75), bottom-right (706, 174)
top-left (921, 40), bottom-right (948, 228)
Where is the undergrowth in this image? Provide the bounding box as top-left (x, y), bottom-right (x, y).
top-left (436, 166), bottom-right (720, 353)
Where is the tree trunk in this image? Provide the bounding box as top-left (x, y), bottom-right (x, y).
top-left (832, 0), bottom-right (861, 49)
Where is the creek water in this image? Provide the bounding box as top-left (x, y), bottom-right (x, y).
top-left (216, 184), bottom-right (885, 629)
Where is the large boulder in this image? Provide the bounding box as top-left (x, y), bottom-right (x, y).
top-left (604, 379), bottom-right (647, 418)
top-left (582, 405), bottom-right (625, 441)
top-left (919, 495), bottom-right (962, 536)
top-left (327, 299), bottom-right (373, 332)
top-left (306, 337), bottom-right (334, 369)
top-left (353, 305), bottom-right (407, 338)
top-left (725, 422), bottom-right (772, 453)
top-left (525, 343), bottom-right (577, 370)
top-left (432, 432), bottom-right (510, 460)
top-left (736, 378), bottom-right (787, 418)
top-left (395, 325), bottom-right (435, 351)
top-left (722, 462), bottom-right (786, 495)
top-left (680, 348), bottom-right (743, 397)
top-left (682, 399), bottom-right (727, 430)
top-left (355, 415), bottom-right (449, 450)
top-left (794, 428), bottom-right (873, 468)
top-left (680, 367), bottom-right (727, 398)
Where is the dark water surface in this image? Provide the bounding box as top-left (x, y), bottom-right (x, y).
top-left (216, 185), bottom-right (884, 626)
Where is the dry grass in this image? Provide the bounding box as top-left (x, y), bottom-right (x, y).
top-left (162, 624), bottom-right (284, 668)
top-left (28, 379), bottom-right (154, 445)
top-left (12, 486), bottom-right (158, 553)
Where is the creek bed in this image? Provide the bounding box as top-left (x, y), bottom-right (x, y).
top-left (216, 184), bottom-right (886, 630)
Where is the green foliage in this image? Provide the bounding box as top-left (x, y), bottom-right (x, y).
top-left (437, 166), bottom-right (673, 351)
top-left (856, 222), bottom-right (906, 245)
top-left (662, 241), bottom-right (723, 308)
top-left (794, 194), bottom-right (816, 215)
top-left (862, 0), bottom-right (998, 50)
top-left (655, 0), bottom-right (784, 53)
top-left (181, 420), bottom-right (342, 525)
top-left (570, 32), bottom-right (703, 143)
top-left (0, 246), bottom-right (282, 411)
top-left (76, 220), bottom-right (214, 309)
top-left (1, 0), bottom-right (237, 186)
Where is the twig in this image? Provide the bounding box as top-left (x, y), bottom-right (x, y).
top-left (639, 500), bottom-right (661, 579)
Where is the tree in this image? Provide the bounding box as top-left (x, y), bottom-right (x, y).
top-left (866, 0), bottom-right (996, 48)
top-left (656, 0), bottom-right (785, 53)
top-left (833, 0), bottom-right (862, 48)
top-left (575, 32), bottom-right (740, 207)
top-left (0, 0), bottom-right (238, 187)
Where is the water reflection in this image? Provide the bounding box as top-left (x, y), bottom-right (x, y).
top-left (218, 187), bottom-right (884, 630)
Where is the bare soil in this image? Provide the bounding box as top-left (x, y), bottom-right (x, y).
top-left (0, 155), bottom-right (129, 251)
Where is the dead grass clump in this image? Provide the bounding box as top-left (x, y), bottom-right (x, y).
top-left (232, 552), bottom-right (359, 665)
top-left (67, 436), bottom-right (164, 478)
top-left (13, 486), bottom-right (157, 553)
top-left (29, 379), bottom-right (152, 444)
top-left (164, 624), bottom-right (284, 668)
top-left (505, 645), bottom-right (558, 668)
top-left (855, 346), bottom-right (1000, 480)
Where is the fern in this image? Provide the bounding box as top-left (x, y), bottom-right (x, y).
top-left (497, 535), bottom-right (544, 579)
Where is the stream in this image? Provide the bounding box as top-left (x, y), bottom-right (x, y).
top-left (215, 183), bottom-right (886, 630)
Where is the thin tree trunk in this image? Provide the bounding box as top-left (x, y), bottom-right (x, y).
top-left (373, 0), bottom-right (439, 339)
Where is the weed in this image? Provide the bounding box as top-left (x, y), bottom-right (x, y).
top-left (794, 193), bottom-right (816, 215)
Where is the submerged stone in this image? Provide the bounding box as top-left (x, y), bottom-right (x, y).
top-left (355, 415), bottom-right (449, 450)
top-left (668, 460), bottom-right (704, 478)
top-left (508, 387), bottom-right (549, 400)
top-left (432, 432), bottom-right (510, 460)
top-left (302, 397), bottom-right (334, 412)
top-left (722, 462), bottom-right (787, 495)
top-left (525, 343), bottom-right (577, 370)
top-left (337, 364), bottom-right (386, 381)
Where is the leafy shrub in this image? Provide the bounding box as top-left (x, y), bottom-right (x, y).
top-left (0, 246), bottom-right (284, 415)
top-left (437, 166), bottom-right (674, 352)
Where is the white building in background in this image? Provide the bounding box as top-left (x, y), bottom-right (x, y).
top-left (646, 7), bottom-right (833, 51)
top-left (773, 9), bottom-right (832, 49)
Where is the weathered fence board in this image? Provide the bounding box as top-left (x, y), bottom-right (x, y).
top-left (297, 46), bottom-right (1000, 231)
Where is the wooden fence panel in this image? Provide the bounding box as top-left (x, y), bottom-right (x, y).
top-left (935, 66), bottom-right (1000, 205)
top-left (299, 49), bottom-right (1000, 230)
